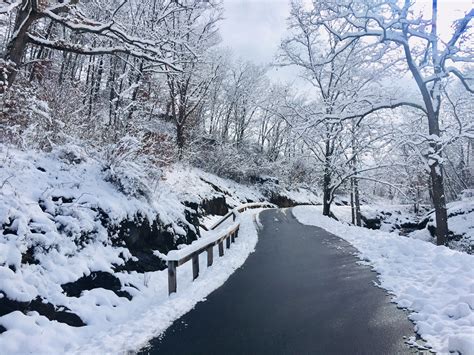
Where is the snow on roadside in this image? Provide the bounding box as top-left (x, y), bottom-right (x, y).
top-left (418, 199), bottom-right (474, 253)
top-left (0, 144), bottom-right (265, 353)
top-left (329, 204), bottom-right (419, 231)
top-left (273, 186), bottom-right (321, 205)
top-left (0, 209), bottom-right (261, 354)
top-left (163, 165), bottom-right (264, 207)
top-left (293, 206), bottom-right (474, 355)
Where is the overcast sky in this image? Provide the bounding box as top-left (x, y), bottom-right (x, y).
top-left (219, 0), bottom-right (292, 83)
top-left (220, 0), bottom-right (289, 65)
top-left (219, 0), bottom-right (473, 85)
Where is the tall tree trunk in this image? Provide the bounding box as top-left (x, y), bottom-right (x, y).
top-left (350, 120), bottom-right (362, 226)
top-left (176, 99), bottom-right (187, 152)
top-left (426, 82), bottom-right (449, 245)
top-left (427, 0), bottom-right (448, 245)
top-left (83, 56), bottom-right (93, 105)
top-left (322, 160), bottom-right (331, 216)
top-left (113, 60), bottom-right (126, 128)
top-left (28, 20), bottom-right (54, 82)
top-left (93, 56), bottom-right (104, 102)
top-left (353, 176), bottom-right (361, 226)
top-left (402, 5), bottom-right (449, 245)
top-left (127, 60), bottom-right (144, 122)
top-left (58, 51), bottom-right (68, 84)
top-left (429, 158), bottom-right (448, 245)
top-left (350, 177), bottom-right (361, 225)
top-left (69, 53), bottom-right (80, 82)
top-left (176, 123), bottom-right (185, 149)
top-left (351, 178), bottom-right (355, 224)
top-left (322, 134), bottom-right (334, 217)
top-left (107, 56), bottom-right (117, 125)
top-left (468, 138), bottom-right (473, 186)
top-left (87, 57), bottom-right (96, 120)
top-left (3, 1), bottom-right (40, 88)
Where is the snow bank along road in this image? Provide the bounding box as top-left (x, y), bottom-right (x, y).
top-left (294, 206), bottom-right (474, 355)
top-left (140, 208), bottom-right (415, 354)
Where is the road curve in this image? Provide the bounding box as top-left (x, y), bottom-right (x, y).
top-left (139, 208), bottom-right (415, 354)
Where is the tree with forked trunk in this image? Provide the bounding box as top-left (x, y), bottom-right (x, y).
top-left (284, 0), bottom-right (473, 245)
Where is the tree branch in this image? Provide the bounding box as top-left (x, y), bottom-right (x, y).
top-left (27, 34), bottom-right (181, 71)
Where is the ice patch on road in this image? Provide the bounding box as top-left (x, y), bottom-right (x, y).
top-left (293, 206), bottom-right (474, 355)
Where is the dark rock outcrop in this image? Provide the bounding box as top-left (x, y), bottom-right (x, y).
top-left (247, 175), bottom-right (279, 185)
top-left (184, 202), bottom-right (201, 226)
top-left (117, 217), bottom-right (175, 252)
top-left (116, 250), bottom-right (166, 273)
top-left (113, 209), bottom-right (199, 273)
top-left (200, 196), bottom-right (228, 216)
top-left (61, 271), bottom-right (132, 300)
top-left (21, 246), bottom-right (39, 265)
top-left (269, 194), bottom-right (299, 208)
top-left (0, 292), bottom-right (85, 327)
top-left (361, 214), bottom-right (382, 230)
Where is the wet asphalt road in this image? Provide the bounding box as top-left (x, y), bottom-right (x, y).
top-left (139, 208), bottom-right (415, 355)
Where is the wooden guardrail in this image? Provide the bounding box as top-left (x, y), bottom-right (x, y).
top-left (166, 202), bottom-right (275, 295)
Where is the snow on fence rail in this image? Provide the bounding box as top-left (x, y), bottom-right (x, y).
top-left (166, 202), bottom-right (275, 294)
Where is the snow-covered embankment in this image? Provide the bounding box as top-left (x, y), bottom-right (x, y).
top-left (0, 145), bottom-right (263, 353)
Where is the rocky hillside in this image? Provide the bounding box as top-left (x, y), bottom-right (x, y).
top-left (0, 144), bottom-right (323, 346)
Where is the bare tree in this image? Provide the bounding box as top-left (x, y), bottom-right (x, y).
top-left (297, 0), bottom-right (473, 245)
top-left (1, 0), bottom-right (190, 89)
top-left (278, 1), bottom-right (401, 217)
top-left (162, 1), bottom-right (222, 152)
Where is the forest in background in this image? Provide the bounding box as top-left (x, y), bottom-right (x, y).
top-left (1, 0), bottom-right (473, 246)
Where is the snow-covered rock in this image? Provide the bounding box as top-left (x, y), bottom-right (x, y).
top-left (413, 198), bottom-right (474, 253)
top-left (0, 144), bottom-right (265, 353)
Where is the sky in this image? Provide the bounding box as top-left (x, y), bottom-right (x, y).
top-left (220, 0), bottom-right (289, 65)
top-left (220, 0), bottom-right (292, 83)
top-left (219, 0), bottom-right (473, 85)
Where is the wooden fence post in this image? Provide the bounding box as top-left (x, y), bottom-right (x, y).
top-left (218, 241), bottom-right (224, 256)
top-left (207, 246), bottom-right (213, 266)
top-left (166, 203), bottom-right (272, 296)
top-left (168, 260), bottom-right (177, 295)
top-left (192, 254), bottom-right (199, 280)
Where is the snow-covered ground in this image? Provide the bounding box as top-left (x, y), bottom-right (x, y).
top-left (309, 204), bottom-right (419, 232)
top-left (411, 198), bottom-right (474, 253)
top-left (4, 142), bottom-right (471, 354)
top-left (269, 186), bottom-right (321, 205)
top-left (330, 204), bottom-right (412, 226)
top-left (0, 205), bottom-right (261, 353)
top-left (293, 206), bottom-right (474, 355)
top-left (328, 201), bottom-right (474, 253)
top-left (164, 165), bottom-right (264, 207)
top-left (0, 144), bottom-right (268, 353)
